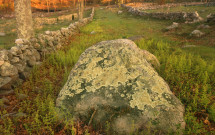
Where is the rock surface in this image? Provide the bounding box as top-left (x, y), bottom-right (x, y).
top-left (0, 32), bottom-right (6, 37)
top-left (197, 24), bottom-right (210, 29)
top-left (190, 30), bottom-right (204, 37)
top-left (0, 62), bottom-right (18, 77)
top-left (0, 77), bottom-right (12, 90)
top-left (166, 22), bottom-right (179, 30)
top-left (56, 39), bottom-right (185, 134)
top-left (118, 10), bottom-right (123, 14)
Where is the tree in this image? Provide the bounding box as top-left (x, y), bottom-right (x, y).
top-left (78, 0), bottom-right (84, 20)
top-left (14, 0), bottom-right (34, 40)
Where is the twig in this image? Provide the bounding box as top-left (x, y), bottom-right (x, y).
top-left (88, 109), bottom-right (97, 126)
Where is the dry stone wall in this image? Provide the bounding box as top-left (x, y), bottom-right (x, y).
top-left (34, 13), bottom-right (78, 29)
top-left (122, 4), bottom-right (203, 23)
top-left (130, 2), bottom-right (215, 11)
top-left (0, 8), bottom-right (94, 92)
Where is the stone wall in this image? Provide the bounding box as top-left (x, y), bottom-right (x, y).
top-left (122, 4), bottom-right (203, 23)
top-left (0, 8), bottom-right (94, 92)
top-left (34, 13), bottom-right (78, 29)
top-left (128, 2), bottom-right (215, 10)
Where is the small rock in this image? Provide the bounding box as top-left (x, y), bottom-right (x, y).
top-left (197, 24), bottom-right (210, 29)
top-left (20, 45), bottom-right (29, 51)
top-left (24, 49), bottom-right (33, 56)
top-left (10, 46), bottom-right (22, 55)
top-left (118, 10), bottom-right (123, 14)
top-left (10, 57), bottom-right (20, 64)
top-left (0, 32), bottom-right (6, 37)
top-left (27, 56), bottom-right (36, 67)
top-left (0, 50), bottom-right (9, 61)
top-left (0, 76), bottom-right (12, 90)
top-left (45, 31), bottom-right (51, 35)
top-left (90, 31), bottom-right (96, 34)
top-left (14, 63), bottom-right (26, 73)
top-left (190, 30), bottom-right (204, 37)
top-left (0, 62), bottom-right (18, 77)
top-left (166, 22), bottom-right (179, 31)
top-left (17, 93), bottom-right (28, 100)
top-left (15, 39), bottom-right (24, 45)
top-left (0, 60), bottom-right (4, 66)
top-left (33, 43), bottom-right (41, 50)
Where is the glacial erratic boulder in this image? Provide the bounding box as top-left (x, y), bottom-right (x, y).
top-left (56, 39), bottom-right (185, 134)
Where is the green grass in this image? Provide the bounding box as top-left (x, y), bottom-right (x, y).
top-left (0, 7), bottom-right (215, 134)
top-left (144, 5), bottom-right (215, 19)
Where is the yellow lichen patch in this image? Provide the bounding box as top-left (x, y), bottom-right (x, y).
top-left (130, 87), bottom-right (173, 111)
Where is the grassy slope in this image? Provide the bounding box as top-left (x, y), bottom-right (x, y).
top-left (0, 8), bottom-right (215, 134)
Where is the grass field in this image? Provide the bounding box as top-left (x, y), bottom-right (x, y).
top-left (0, 7), bottom-right (215, 134)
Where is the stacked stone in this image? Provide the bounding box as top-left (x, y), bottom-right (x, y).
top-left (58, 13), bottom-right (78, 21)
top-left (207, 14), bottom-right (215, 24)
top-left (34, 13), bottom-right (79, 29)
top-left (122, 4), bottom-right (203, 23)
top-left (0, 7), bottom-right (95, 92)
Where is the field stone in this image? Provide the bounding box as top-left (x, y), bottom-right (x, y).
top-left (15, 39), bottom-right (24, 45)
top-left (10, 57), bottom-right (20, 64)
top-left (166, 22), bottom-right (179, 30)
top-left (0, 60), bottom-right (4, 66)
top-left (0, 32), bottom-right (6, 37)
top-left (0, 77), bottom-right (12, 90)
top-left (118, 10), bottom-right (123, 14)
top-left (56, 39), bottom-right (185, 134)
top-left (10, 46), bottom-right (22, 55)
top-left (27, 56), bottom-right (37, 67)
top-left (14, 63), bottom-right (26, 73)
top-left (0, 50), bottom-right (9, 61)
top-left (0, 62), bottom-right (18, 77)
top-left (197, 24), bottom-right (210, 29)
top-left (90, 31), bottom-right (96, 34)
top-left (190, 30), bottom-right (204, 37)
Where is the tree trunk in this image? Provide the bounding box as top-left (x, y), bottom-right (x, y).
top-left (93, 0), bottom-right (96, 6)
top-left (81, 0), bottom-right (84, 19)
top-left (14, 0), bottom-right (34, 40)
top-left (46, 0), bottom-right (50, 13)
top-left (78, 0), bottom-right (84, 20)
top-left (73, 0), bottom-right (76, 7)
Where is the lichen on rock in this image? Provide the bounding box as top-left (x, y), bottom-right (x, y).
top-left (56, 39), bottom-right (185, 134)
